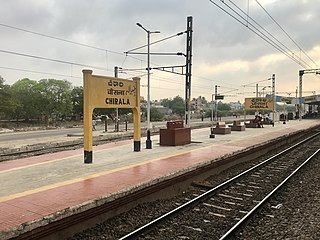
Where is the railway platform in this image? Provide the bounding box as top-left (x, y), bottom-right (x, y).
top-left (0, 119), bottom-right (319, 239)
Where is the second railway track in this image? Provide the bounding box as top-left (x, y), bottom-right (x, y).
top-left (115, 131), bottom-right (320, 239)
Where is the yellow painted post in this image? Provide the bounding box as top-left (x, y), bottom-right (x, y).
top-left (83, 70), bottom-right (93, 163)
top-left (133, 77), bottom-right (141, 151)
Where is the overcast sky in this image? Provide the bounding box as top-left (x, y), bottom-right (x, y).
top-left (0, 0), bottom-right (319, 102)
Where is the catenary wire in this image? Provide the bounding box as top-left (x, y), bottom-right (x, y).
top-left (255, 0), bottom-right (319, 68)
top-left (228, 0), bottom-right (312, 69)
top-left (208, 0), bottom-right (310, 69)
top-left (0, 49), bottom-right (112, 72)
top-left (0, 66), bottom-right (81, 79)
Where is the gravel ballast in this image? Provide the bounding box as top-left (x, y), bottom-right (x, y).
top-left (239, 150), bottom-right (320, 239)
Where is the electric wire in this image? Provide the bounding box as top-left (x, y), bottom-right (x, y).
top-left (1, 5), bottom-right (316, 99)
top-left (0, 19), bottom-right (250, 94)
top-left (228, 0), bottom-right (312, 69)
top-left (242, 78), bottom-right (272, 87)
top-left (0, 66), bottom-right (81, 79)
top-left (0, 49), bottom-right (112, 72)
top-left (0, 23), bottom-right (121, 54)
top-left (208, 0), bottom-right (310, 69)
top-left (0, 22), bottom-right (149, 68)
top-left (125, 32), bottom-right (186, 53)
top-left (255, 0), bottom-right (319, 68)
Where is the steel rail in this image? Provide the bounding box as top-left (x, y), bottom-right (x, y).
top-left (220, 148), bottom-right (320, 239)
top-left (119, 132), bottom-right (320, 239)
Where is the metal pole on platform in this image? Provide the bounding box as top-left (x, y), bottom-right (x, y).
top-left (215, 85), bottom-right (220, 122)
top-left (114, 66), bottom-right (119, 132)
top-left (272, 74), bottom-right (275, 124)
top-left (295, 86), bottom-right (298, 118)
top-left (136, 22), bottom-right (160, 149)
top-left (299, 70), bottom-right (304, 121)
top-left (211, 94), bottom-right (214, 124)
top-left (185, 16), bottom-right (193, 127)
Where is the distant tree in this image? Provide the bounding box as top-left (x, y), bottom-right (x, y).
top-left (11, 78), bottom-right (41, 120)
top-left (150, 107), bottom-right (164, 121)
top-left (159, 96), bottom-right (185, 118)
top-left (118, 108), bottom-right (132, 116)
top-left (0, 77), bottom-right (17, 119)
top-left (200, 96), bottom-right (208, 105)
top-left (140, 99), bottom-right (147, 121)
top-left (71, 86), bottom-right (83, 117)
top-left (160, 98), bottom-right (171, 108)
top-left (170, 96), bottom-right (185, 117)
top-left (37, 79), bottom-right (73, 122)
top-left (217, 102), bottom-right (231, 111)
top-left (203, 107), bottom-right (213, 118)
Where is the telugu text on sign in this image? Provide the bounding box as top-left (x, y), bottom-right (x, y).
top-left (104, 79), bottom-right (136, 107)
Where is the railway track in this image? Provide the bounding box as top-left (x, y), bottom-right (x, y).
top-left (119, 132), bottom-right (320, 240)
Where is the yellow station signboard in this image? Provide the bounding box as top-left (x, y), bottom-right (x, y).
top-left (85, 73), bottom-right (138, 109)
top-left (83, 70), bottom-right (141, 163)
top-left (245, 97), bottom-right (274, 110)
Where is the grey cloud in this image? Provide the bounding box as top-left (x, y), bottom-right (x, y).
top-left (0, 0), bottom-right (319, 100)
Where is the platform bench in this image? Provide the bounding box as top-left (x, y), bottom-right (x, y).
top-left (211, 121), bottom-right (231, 134)
top-left (229, 120), bottom-right (245, 131)
top-left (160, 120), bottom-right (191, 146)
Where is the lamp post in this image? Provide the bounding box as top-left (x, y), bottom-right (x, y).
top-left (136, 22), bottom-right (160, 149)
top-left (215, 85), bottom-right (220, 122)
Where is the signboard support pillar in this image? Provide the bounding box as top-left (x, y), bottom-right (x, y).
top-left (83, 70), bottom-right (94, 164)
top-left (132, 77), bottom-right (141, 152)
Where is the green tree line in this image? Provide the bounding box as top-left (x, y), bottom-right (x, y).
top-left (1, 77), bottom-right (251, 124)
top-left (0, 77), bottom-right (190, 123)
top-left (0, 77), bottom-right (83, 123)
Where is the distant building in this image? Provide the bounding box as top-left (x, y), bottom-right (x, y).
top-left (229, 101), bottom-right (243, 110)
top-left (191, 96), bottom-right (204, 113)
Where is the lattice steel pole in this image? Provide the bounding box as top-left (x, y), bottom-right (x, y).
top-left (185, 16), bottom-right (193, 127)
top-left (299, 70), bottom-right (304, 121)
top-left (272, 74), bottom-right (275, 123)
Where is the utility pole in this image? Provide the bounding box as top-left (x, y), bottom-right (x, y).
top-left (185, 16), bottom-right (193, 127)
top-left (256, 84), bottom-right (258, 97)
top-left (211, 94), bottom-right (214, 123)
top-left (114, 66), bottom-right (119, 132)
top-left (136, 23), bottom-right (160, 149)
top-left (295, 86), bottom-right (298, 118)
top-left (299, 70), bottom-right (303, 121)
top-left (297, 68), bottom-right (320, 121)
top-left (272, 73), bottom-right (276, 124)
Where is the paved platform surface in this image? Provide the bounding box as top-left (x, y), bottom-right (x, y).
top-left (0, 119), bottom-right (319, 239)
